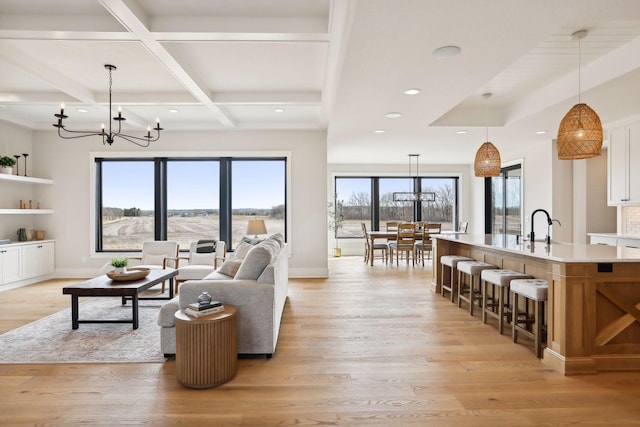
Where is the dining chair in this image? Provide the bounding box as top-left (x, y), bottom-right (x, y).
top-left (415, 223), bottom-right (442, 265)
top-left (388, 222), bottom-right (417, 265)
top-left (361, 222), bottom-right (388, 264)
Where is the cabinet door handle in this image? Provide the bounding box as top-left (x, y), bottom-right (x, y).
top-left (620, 198), bottom-right (630, 201)
top-left (37, 245), bottom-right (43, 248)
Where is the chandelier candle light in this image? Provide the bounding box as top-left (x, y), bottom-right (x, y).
top-left (53, 64), bottom-right (163, 147)
top-left (474, 92), bottom-right (501, 177)
top-left (557, 30), bottom-right (602, 160)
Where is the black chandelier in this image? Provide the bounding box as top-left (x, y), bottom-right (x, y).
top-left (53, 64), bottom-right (163, 147)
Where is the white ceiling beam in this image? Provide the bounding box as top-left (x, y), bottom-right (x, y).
top-left (151, 16), bottom-right (328, 33)
top-left (319, 0), bottom-right (355, 128)
top-left (212, 91), bottom-right (321, 104)
top-left (98, 0), bottom-right (235, 127)
top-left (154, 32), bottom-right (329, 42)
top-left (0, 44), bottom-right (94, 103)
top-left (0, 30), bottom-right (138, 41)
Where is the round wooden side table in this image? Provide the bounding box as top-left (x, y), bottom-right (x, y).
top-left (174, 305), bottom-right (237, 389)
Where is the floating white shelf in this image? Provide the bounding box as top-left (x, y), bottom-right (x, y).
top-left (0, 174), bottom-right (53, 185)
top-left (0, 209), bottom-right (54, 215)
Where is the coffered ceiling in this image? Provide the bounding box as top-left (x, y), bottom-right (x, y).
top-left (1, 0), bottom-right (640, 165)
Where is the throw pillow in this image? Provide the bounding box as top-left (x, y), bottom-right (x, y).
top-left (196, 239), bottom-right (217, 253)
top-left (234, 241), bottom-right (252, 259)
top-left (234, 244), bottom-right (275, 280)
top-left (217, 258), bottom-right (243, 278)
top-left (241, 236), bottom-right (264, 245)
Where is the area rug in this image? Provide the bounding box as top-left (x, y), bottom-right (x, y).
top-left (0, 298), bottom-right (167, 364)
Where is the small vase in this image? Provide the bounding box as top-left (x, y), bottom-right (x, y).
top-left (333, 247), bottom-right (341, 257)
top-left (0, 166), bottom-right (12, 175)
top-left (113, 266), bottom-right (126, 274)
top-left (197, 291), bottom-right (212, 305)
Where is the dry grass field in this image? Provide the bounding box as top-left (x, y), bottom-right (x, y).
top-left (102, 215), bottom-right (285, 250)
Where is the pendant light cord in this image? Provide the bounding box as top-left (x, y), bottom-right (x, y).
top-left (578, 35), bottom-right (582, 104)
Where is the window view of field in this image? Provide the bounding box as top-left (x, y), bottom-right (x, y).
top-left (100, 159), bottom-right (285, 251)
top-left (335, 177), bottom-right (457, 238)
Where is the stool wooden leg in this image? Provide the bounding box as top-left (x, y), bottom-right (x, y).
top-left (535, 301), bottom-right (543, 358)
top-left (498, 286), bottom-right (505, 335)
top-left (450, 267), bottom-right (456, 303)
top-left (481, 280), bottom-right (488, 323)
top-left (512, 291), bottom-right (519, 343)
top-left (458, 270), bottom-right (464, 309)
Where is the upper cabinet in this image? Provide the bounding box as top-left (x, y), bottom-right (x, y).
top-left (608, 123), bottom-right (640, 206)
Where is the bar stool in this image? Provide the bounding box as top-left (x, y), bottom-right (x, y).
top-left (440, 255), bottom-right (473, 303)
top-left (510, 279), bottom-right (549, 358)
top-left (480, 270), bottom-right (532, 334)
top-left (457, 261), bottom-right (497, 315)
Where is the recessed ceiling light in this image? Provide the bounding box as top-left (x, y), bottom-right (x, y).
top-left (374, 129), bottom-right (385, 134)
top-left (432, 45), bottom-right (461, 58)
top-left (274, 108), bottom-right (285, 113)
top-left (404, 88), bottom-right (421, 95)
top-left (536, 130), bottom-right (548, 134)
top-left (455, 130), bottom-right (468, 134)
top-left (385, 112), bottom-right (402, 118)
top-left (77, 108), bottom-right (88, 113)
top-left (168, 109), bottom-right (179, 113)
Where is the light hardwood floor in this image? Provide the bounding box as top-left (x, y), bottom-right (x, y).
top-left (1, 257), bottom-right (640, 426)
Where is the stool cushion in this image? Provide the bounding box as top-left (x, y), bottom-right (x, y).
top-left (457, 261), bottom-right (497, 275)
top-left (481, 269), bottom-right (531, 287)
top-left (510, 279), bottom-right (549, 301)
top-left (441, 255), bottom-right (473, 267)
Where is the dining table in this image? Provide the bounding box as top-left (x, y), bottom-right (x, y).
top-left (366, 230), bottom-right (425, 266)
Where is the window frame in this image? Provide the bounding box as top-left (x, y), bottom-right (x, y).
top-left (91, 154), bottom-right (288, 255)
top-left (334, 175), bottom-right (460, 239)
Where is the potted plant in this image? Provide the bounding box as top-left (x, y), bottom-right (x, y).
top-left (328, 199), bottom-right (345, 257)
top-left (111, 257), bottom-right (128, 274)
top-left (0, 156), bottom-right (16, 175)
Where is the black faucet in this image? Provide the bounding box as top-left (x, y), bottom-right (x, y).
top-left (530, 209), bottom-right (553, 243)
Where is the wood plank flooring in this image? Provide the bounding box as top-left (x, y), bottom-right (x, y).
top-left (1, 257), bottom-right (640, 426)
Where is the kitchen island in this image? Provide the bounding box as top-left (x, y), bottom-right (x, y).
top-left (433, 234), bottom-right (640, 375)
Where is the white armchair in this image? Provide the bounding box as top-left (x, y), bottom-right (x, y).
top-left (174, 240), bottom-right (226, 293)
top-left (127, 241), bottom-right (179, 293)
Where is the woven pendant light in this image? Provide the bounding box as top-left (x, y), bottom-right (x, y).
top-left (474, 93), bottom-right (501, 177)
top-left (557, 30), bottom-right (602, 160)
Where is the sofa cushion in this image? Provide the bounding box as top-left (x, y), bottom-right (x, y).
top-left (204, 271), bottom-right (234, 280)
top-left (257, 264), bottom-right (275, 284)
top-left (235, 243), bottom-right (276, 280)
top-left (217, 257), bottom-right (243, 277)
top-left (269, 233), bottom-right (285, 247)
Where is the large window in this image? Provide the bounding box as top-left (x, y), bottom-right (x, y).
top-left (334, 176), bottom-right (459, 237)
top-left (100, 160), bottom-right (155, 250)
top-left (486, 164), bottom-right (522, 235)
top-left (167, 160), bottom-right (219, 250)
top-left (96, 157), bottom-right (286, 252)
top-left (335, 178), bottom-right (371, 238)
top-left (231, 160), bottom-right (286, 248)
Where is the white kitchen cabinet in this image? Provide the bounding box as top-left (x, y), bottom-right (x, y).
top-left (589, 234), bottom-right (617, 246)
top-left (21, 241), bottom-right (55, 280)
top-left (0, 246), bottom-right (22, 284)
top-left (608, 123), bottom-right (640, 205)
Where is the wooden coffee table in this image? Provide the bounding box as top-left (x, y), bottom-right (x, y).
top-left (62, 268), bottom-right (178, 329)
top-left (175, 305), bottom-right (238, 388)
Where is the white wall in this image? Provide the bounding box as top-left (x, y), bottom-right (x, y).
top-left (28, 128), bottom-right (329, 278)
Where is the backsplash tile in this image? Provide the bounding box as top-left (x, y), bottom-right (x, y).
top-left (625, 206), bottom-right (640, 235)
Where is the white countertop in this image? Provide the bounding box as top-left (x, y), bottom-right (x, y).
top-left (587, 232), bottom-right (640, 239)
top-left (434, 234), bottom-right (640, 263)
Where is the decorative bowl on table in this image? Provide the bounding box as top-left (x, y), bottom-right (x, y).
top-left (107, 267), bottom-right (151, 282)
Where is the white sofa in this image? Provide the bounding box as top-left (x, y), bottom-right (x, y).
top-left (157, 234), bottom-right (288, 358)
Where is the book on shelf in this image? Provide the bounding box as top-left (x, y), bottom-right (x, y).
top-left (184, 305), bottom-right (225, 317)
top-left (188, 301), bottom-right (222, 311)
